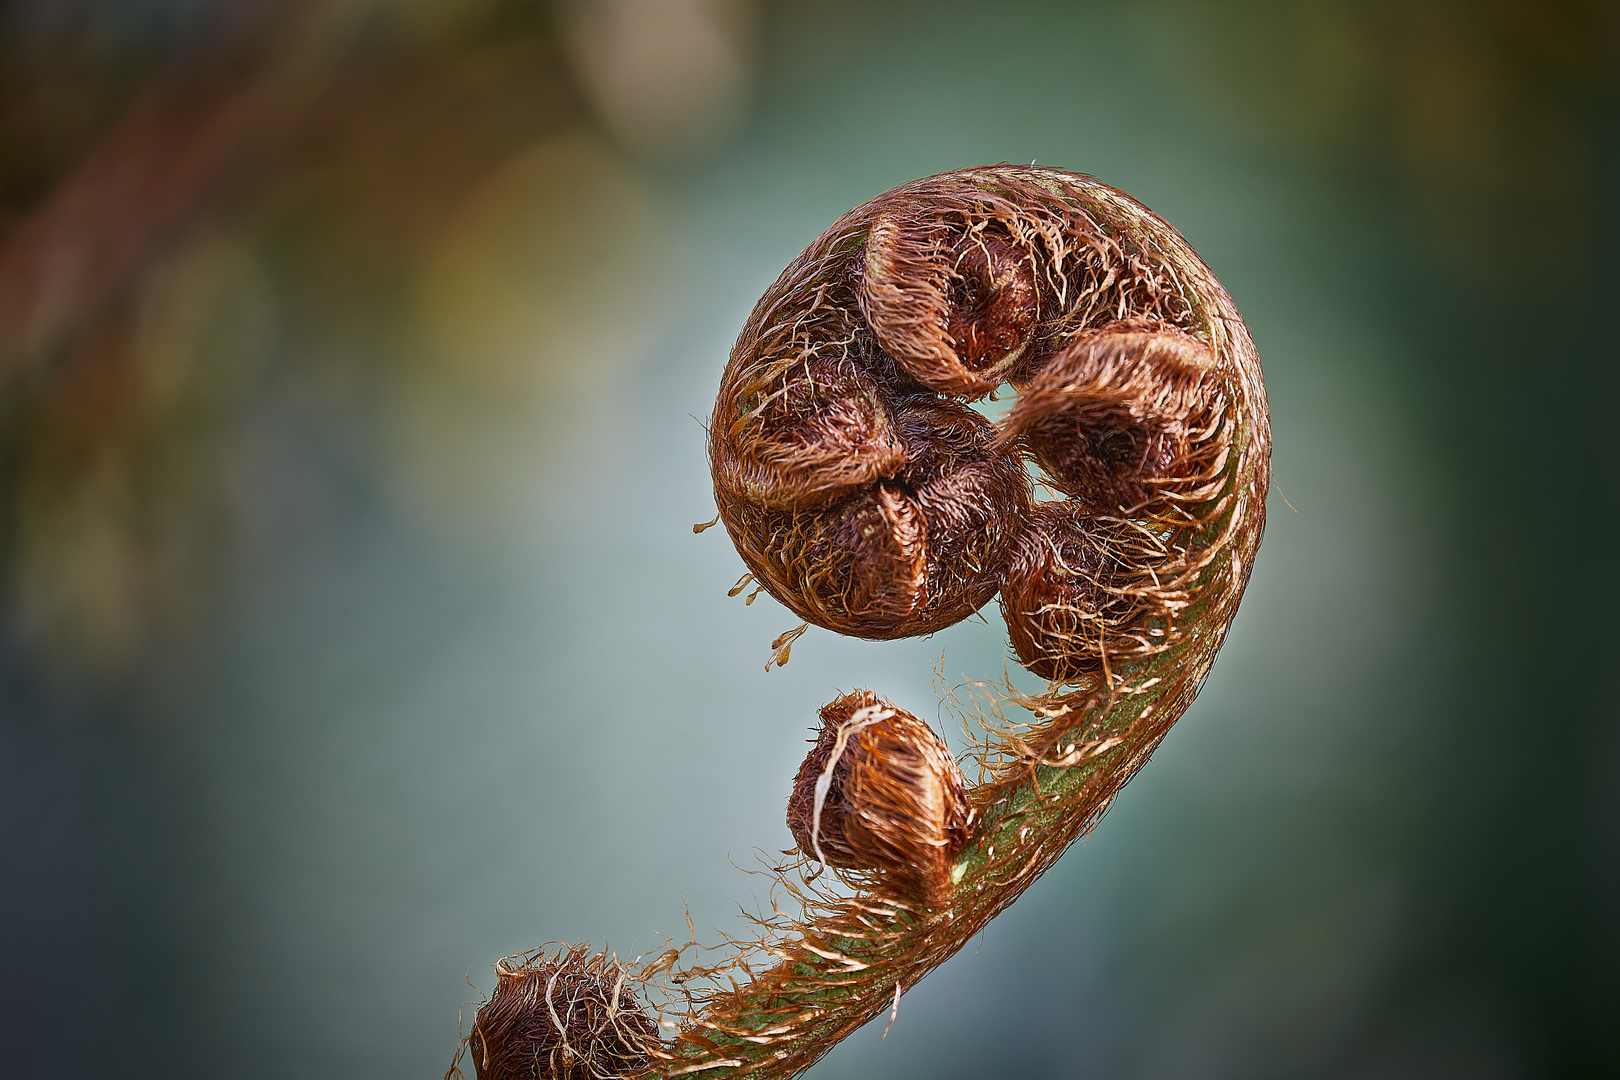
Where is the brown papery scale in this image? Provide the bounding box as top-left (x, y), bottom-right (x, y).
top-left (785, 690), bottom-right (971, 906)
top-left (458, 166), bottom-right (1269, 1080)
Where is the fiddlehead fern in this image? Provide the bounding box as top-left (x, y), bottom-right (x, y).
top-left (454, 165), bottom-right (1269, 1079)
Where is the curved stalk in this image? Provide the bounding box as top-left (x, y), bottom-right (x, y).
top-left (454, 166), bottom-right (1269, 1080)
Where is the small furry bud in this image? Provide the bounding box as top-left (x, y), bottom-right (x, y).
top-left (1001, 320), bottom-right (1222, 516)
top-left (787, 691), bottom-right (971, 904)
top-left (466, 945), bottom-right (657, 1080)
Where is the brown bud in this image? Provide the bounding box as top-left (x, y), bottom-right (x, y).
top-left (712, 352), bottom-right (907, 511)
top-left (787, 691), bottom-right (971, 904)
top-left (716, 480), bottom-right (927, 635)
top-left (467, 946), bottom-right (658, 1080)
top-left (714, 396), bottom-right (1028, 640)
top-left (1001, 320), bottom-right (1225, 516)
top-left (893, 397), bottom-right (1032, 626)
top-left (861, 215), bottom-right (1044, 398)
top-left (999, 502), bottom-right (1135, 685)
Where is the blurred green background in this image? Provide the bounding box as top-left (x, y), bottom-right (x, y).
top-left (2, 1), bottom-right (1616, 1077)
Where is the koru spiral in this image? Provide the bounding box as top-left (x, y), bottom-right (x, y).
top-left (711, 164), bottom-right (1264, 685)
top-left (456, 166), bottom-right (1269, 1080)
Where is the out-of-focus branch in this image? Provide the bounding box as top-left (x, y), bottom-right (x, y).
top-left (0, 0), bottom-right (374, 385)
top-left (0, 72), bottom-right (267, 381)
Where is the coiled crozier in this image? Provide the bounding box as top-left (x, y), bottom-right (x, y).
top-left (710, 165), bottom-right (1259, 686)
top-left (457, 165), bottom-right (1271, 1080)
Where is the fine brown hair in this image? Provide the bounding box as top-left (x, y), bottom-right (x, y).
top-left (786, 690), bottom-right (972, 906)
top-left (462, 946), bottom-right (659, 1080)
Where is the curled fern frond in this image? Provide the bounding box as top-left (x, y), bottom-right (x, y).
top-left (456, 165), bottom-right (1269, 1080)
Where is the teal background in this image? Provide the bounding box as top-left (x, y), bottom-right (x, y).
top-left (2, 2), bottom-right (1615, 1077)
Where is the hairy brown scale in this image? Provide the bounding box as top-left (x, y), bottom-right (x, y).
top-left (463, 947), bottom-right (659, 1080)
top-left (457, 165), bottom-right (1270, 1080)
top-left (785, 691), bottom-right (972, 907)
